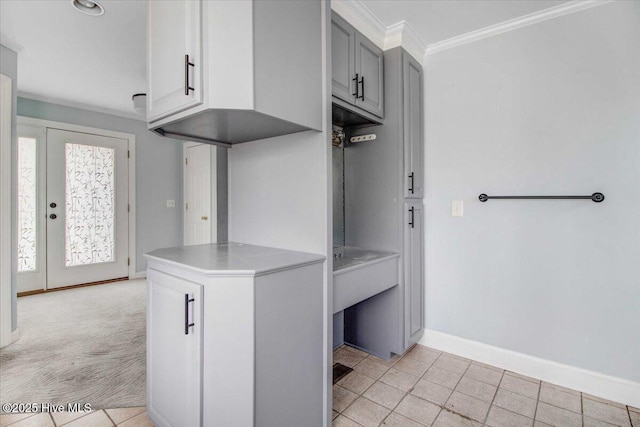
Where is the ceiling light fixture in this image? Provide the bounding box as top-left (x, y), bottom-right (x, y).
top-left (71, 0), bottom-right (105, 16)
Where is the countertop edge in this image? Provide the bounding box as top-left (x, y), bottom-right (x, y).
top-left (333, 253), bottom-right (400, 275)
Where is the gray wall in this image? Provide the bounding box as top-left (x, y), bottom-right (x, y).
top-left (424, 1), bottom-right (640, 382)
top-left (17, 98), bottom-right (184, 273)
top-left (1, 44), bottom-right (18, 331)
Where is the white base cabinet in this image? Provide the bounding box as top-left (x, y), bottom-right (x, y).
top-left (146, 243), bottom-right (325, 427)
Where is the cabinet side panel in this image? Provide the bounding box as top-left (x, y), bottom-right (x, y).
top-left (202, 276), bottom-right (255, 427)
top-left (255, 264), bottom-right (324, 427)
top-left (206, 0), bottom-right (254, 109)
top-left (253, 0), bottom-right (323, 130)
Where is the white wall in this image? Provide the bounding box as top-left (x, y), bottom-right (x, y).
top-left (424, 1), bottom-right (640, 383)
top-left (17, 98), bottom-right (184, 273)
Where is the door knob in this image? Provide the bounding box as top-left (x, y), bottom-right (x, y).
top-left (50, 202), bottom-right (57, 208)
top-left (201, 216), bottom-right (208, 221)
top-left (49, 214), bottom-right (57, 219)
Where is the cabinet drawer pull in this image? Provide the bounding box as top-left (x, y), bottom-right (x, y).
top-left (409, 207), bottom-right (415, 229)
top-left (408, 172), bottom-right (415, 194)
top-left (184, 293), bottom-right (195, 335)
top-left (352, 73), bottom-right (359, 98)
top-left (184, 54), bottom-right (195, 96)
top-left (359, 75), bottom-right (365, 100)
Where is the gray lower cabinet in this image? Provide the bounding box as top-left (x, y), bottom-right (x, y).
top-left (404, 202), bottom-right (424, 348)
top-left (403, 52), bottom-right (424, 199)
top-left (331, 12), bottom-right (384, 119)
top-left (145, 243), bottom-right (325, 427)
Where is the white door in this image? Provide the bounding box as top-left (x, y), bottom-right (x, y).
top-left (184, 144), bottom-right (211, 246)
top-left (45, 129), bottom-right (129, 289)
top-left (147, 0), bottom-right (202, 122)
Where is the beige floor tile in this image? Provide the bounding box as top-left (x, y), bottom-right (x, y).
top-left (337, 371), bottom-right (376, 395)
top-left (470, 360), bottom-right (503, 372)
top-left (539, 385), bottom-right (581, 414)
top-left (381, 412), bottom-right (423, 427)
top-left (455, 376), bottom-right (497, 403)
top-left (506, 371), bottom-right (540, 384)
top-left (333, 385), bottom-right (359, 413)
top-left (433, 355), bottom-right (470, 374)
top-left (50, 411), bottom-right (91, 426)
top-left (583, 398), bottom-right (631, 426)
top-left (333, 410), bottom-right (340, 420)
top-left (432, 409), bottom-right (482, 427)
top-left (500, 373), bottom-right (540, 399)
top-left (534, 422), bottom-right (553, 427)
top-left (628, 410), bottom-right (640, 427)
top-left (583, 416), bottom-right (619, 427)
top-left (104, 408), bottom-right (145, 425)
top-left (493, 388), bottom-right (537, 418)
top-left (402, 346), bottom-right (440, 365)
top-left (343, 398), bottom-right (391, 427)
top-left (485, 405), bottom-right (533, 427)
top-left (332, 415), bottom-right (362, 427)
top-left (410, 379), bottom-right (453, 406)
top-left (353, 357), bottom-right (390, 380)
top-left (423, 366), bottom-right (463, 389)
top-left (393, 356), bottom-right (432, 378)
top-left (465, 364), bottom-right (503, 386)
top-left (395, 395), bottom-right (441, 426)
top-left (535, 402), bottom-right (582, 427)
top-left (363, 382), bottom-right (406, 410)
top-left (335, 348), bottom-right (367, 368)
top-left (367, 354), bottom-right (400, 368)
top-left (1, 413), bottom-right (37, 427)
top-left (63, 410), bottom-right (113, 427)
top-left (117, 412), bottom-right (153, 427)
top-left (445, 391), bottom-right (490, 423)
top-left (4, 413), bottom-right (53, 427)
top-left (541, 381), bottom-right (580, 396)
top-left (630, 407), bottom-right (640, 414)
top-left (379, 368), bottom-right (419, 392)
top-left (343, 346), bottom-right (370, 358)
top-left (583, 394), bottom-right (627, 409)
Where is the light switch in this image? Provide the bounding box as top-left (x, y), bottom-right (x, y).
top-left (452, 200), bottom-right (464, 217)
top-left (166, 200), bottom-right (175, 208)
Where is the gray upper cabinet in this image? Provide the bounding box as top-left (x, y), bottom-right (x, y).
top-left (403, 52), bottom-right (424, 199)
top-left (147, 1), bottom-right (323, 147)
top-left (331, 13), bottom-right (384, 119)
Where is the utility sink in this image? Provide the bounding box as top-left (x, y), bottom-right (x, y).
top-left (333, 246), bottom-right (399, 313)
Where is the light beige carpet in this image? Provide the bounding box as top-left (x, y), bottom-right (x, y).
top-left (0, 280), bottom-right (146, 410)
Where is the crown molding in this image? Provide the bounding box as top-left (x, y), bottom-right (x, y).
top-left (424, 0), bottom-right (614, 57)
top-left (331, 0), bottom-right (387, 49)
top-left (0, 33), bottom-right (24, 53)
top-left (384, 21), bottom-right (427, 66)
top-left (18, 91), bottom-right (145, 122)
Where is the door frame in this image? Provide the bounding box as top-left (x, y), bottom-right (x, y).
top-left (17, 116), bottom-right (138, 282)
top-left (183, 141), bottom-right (216, 245)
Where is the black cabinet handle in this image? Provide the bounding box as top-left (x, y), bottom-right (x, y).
top-left (359, 75), bottom-right (365, 100)
top-left (184, 293), bottom-right (195, 335)
top-left (184, 54), bottom-right (195, 96)
top-left (408, 172), bottom-right (415, 194)
top-left (409, 207), bottom-right (415, 228)
top-left (352, 73), bottom-right (359, 98)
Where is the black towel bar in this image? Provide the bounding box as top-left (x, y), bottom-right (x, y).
top-left (479, 192), bottom-right (604, 203)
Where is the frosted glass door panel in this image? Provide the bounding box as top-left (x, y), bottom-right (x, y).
top-left (46, 129), bottom-right (128, 289)
top-left (17, 137), bottom-right (37, 272)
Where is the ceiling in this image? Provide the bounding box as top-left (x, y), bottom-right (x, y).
top-left (1, 0), bottom-right (567, 118)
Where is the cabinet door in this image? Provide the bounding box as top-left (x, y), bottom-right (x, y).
top-left (147, 269), bottom-right (202, 427)
top-left (331, 13), bottom-right (356, 104)
top-left (404, 202), bottom-right (424, 348)
top-left (147, 0), bottom-right (203, 122)
top-left (403, 53), bottom-right (424, 199)
top-left (355, 33), bottom-right (384, 118)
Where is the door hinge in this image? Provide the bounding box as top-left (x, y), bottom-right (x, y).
top-left (128, 257), bottom-right (130, 266)
top-left (185, 202), bottom-right (188, 210)
top-left (185, 157), bottom-right (188, 165)
top-left (128, 150), bottom-right (130, 158)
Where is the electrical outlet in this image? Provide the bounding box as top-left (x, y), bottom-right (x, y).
top-left (452, 200), bottom-right (463, 217)
top-left (166, 200), bottom-right (175, 208)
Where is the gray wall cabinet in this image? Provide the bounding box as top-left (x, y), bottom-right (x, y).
top-left (331, 12), bottom-right (384, 119)
top-left (403, 53), bottom-right (424, 199)
top-left (147, 1), bottom-right (323, 146)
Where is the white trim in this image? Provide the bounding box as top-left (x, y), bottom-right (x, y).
top-left (0, 34), bottom-right (23, 53)
top-left (18, 91), bottom-right (145, 122)
top-left (331, 0), bottom-right (386, 49)
top-left (419, 329), bottom-right (640, 408)
top-left (425, 0), bottom-right (613, 56)
top-left (16, 116), bottom-right (138, 281)
top-left (384, 21), bottom-right (426, 66)
top-left (0, 74), bottom-right (14, 348)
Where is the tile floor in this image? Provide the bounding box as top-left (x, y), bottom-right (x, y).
top-left (0, 407), bottom-right (151, 427)
top-left (333, 344), bottom-right (640, 427)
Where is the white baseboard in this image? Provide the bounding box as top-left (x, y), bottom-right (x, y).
top-left (131, 271), bottom-right (146, 280)
top-left (419, 329), bottom-right (640, 408)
